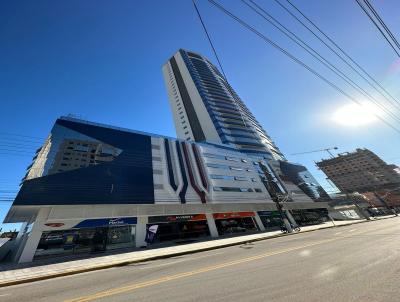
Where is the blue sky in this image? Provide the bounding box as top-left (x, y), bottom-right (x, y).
top-left (1, 0), bottom-right (399, 231)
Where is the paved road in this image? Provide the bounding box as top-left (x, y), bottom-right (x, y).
top-left (1, 218), bottom-right (399, 302)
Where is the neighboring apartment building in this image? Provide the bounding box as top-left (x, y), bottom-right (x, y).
top-left (316, 148), bottom-right (400, 193)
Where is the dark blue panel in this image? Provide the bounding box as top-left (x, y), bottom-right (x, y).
top-left (14, 119), bottom-right (155, 205)
top-left (175, 141), bottom-right (187, 204)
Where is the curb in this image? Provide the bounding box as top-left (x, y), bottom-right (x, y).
top-left (0, 216), bottom-right (396, 288)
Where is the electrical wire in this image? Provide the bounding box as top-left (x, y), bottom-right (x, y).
top-left (355, 0), bottom-right (400, 57)
top-left (206, 0), bottom-right (400, 135)
top-left (242, 0), bottom-right (400, 124)
top-left (279, 0), bottom-right (400, 111)
top-left (363, 0), bottom-right (400, 50)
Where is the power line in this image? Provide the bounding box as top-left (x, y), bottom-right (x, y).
top-left (279, 0), bottom-right (400, 111)
top-left (363, 0), bottom-right (400, 50)
top-left (242, 0), bottom-right (400, 125)
top-left (192, 0), bottom-right (228, 81)
top-left (355, 0), bottom-right (400, 57)
top-left (206, 0), bottom-right (400, 135)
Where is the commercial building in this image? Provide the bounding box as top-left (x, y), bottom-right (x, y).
top-left (3, 49), bottom-right (331, 263)
top-left (316, 148), bottom-right (400, 193)
top-left (4, 117), bottom-right (329, 263)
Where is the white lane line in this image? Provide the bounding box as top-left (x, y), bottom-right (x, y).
top-left (334, 232), bottom-right (343, 235)
top-left (0, 294), bottom-right (11, 297)
top-left (348, 229), bottom-right (357, 232)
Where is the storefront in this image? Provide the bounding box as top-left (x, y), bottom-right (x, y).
top-left (213, 212), bottom-right (258, 235)
top-left (34, 217), bottom-right (137, 259)
top-left (147, 214), bottom-right (210, 243)
top-left (257, 211), bottom-right (284, 230)
top-left (289, 208), bottom-right (329, 226)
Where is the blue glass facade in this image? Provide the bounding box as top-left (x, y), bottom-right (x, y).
top-left (14, 117), bottom-right (155, 205)
top-left (179, 50), bottom-right (284, 161)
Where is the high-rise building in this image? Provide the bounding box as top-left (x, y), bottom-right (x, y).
top-left (162, 49), bottom-right (329, 203)
top-left (316, 148), bottom-right (400, 193)
top-left (162, 49), bottom-right (285, 161)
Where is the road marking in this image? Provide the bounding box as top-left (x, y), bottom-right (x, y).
top-left (137, 252), bottom-right (224, 270)
top-left (64, 237), bottom-right (341, 302)
top-left (0, 294), bottom-right (10, 297)
top-left (348, 229), bottom-right (357, 232)
top-left (334, 232), bottom-right (343, 235)
top-left (137, 259), bottom-right (187, 270)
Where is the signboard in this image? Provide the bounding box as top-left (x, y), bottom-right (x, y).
top-left (257, 211), bottom-right (281, 217)
top-left (73, 217), bottom-right (137, 229)
top-left (213, 212), bottom-right (255, 220)
top-left (148, 214), bottom-right (206, 224)
top-left (44, 223), bottom-right (65, 227)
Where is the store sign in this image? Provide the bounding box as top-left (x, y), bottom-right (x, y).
top-left (44, 223), bottom-right (65, 227)
top-left (258, 211), bottom-right (280, 217)
top-left (148, 214), bottom-right (206, 224)
top-left (73, 217), bottom-right (137, 229)
top-left (213, 212), bottom-right (255, 220)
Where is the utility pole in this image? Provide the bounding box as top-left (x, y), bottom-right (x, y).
top-left (258, 161), bottom-right (294, 233)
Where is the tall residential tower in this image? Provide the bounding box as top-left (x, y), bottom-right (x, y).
top-left (162, 49), bottom-right (285, 161)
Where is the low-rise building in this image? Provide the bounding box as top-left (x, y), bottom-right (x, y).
top-left (4, 117), bottom-right (329, 263)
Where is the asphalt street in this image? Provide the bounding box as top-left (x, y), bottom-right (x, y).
top-left (1, 217), bottom-right (399, 302)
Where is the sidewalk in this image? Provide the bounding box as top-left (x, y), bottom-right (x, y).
top-left (0, 216), bottom-right (394, 287)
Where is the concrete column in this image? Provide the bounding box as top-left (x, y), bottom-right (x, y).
top-left (285, 210), bottom-right (297, 226)
top-left (18, 229), bottom-right (42, 263)
top-left (253, 212), bottom-right (265, 231)
top-left (17, 222), bottom-right (28, 239)
top-left (18, 208), bottom-right (50, 263)
top-left (206, 213), bottom-right (219, 238)
top-left (135, 216), bottom-right (148, 248)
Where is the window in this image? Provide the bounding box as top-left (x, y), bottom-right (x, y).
top-left (230, 166), bottom-right (243, 171)
top-left (184, 131), bottom-right (189, 135)
top-left (241, 159), bottom-right (248, 163)
top-left (180, 115), bottom-right (184, 119)
top-left (211, 175), bottom-right (234, 180)
top-left (183, 126), bottom-right (188, 129)
top-left (246, 168), bottom-right (252, 172)
top-left (234, 176), bottom-right (247, 181)
top-left (207, 163), bottom-right (229, 169)
top-left (226, 156), bottom-right (239, 162)
top-left (152, 156), bottom-right (162, 161)
top-left (254, 188), bottom-right (262, 193)
top-left (182, 121), bottom-right (186, 124)
top-left (213, 187), bottom-right (253, 192)
top-left (251, 178), bottom-right (258, 182)
top-left (154, 184), bottom-right (164, 190)
top-left (203, 153), bottom-right (225, 160)
top-left (151, 144), bottom-right (161, 150)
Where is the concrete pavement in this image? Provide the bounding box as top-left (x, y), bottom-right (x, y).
top-left (0, 217), bottom-right (399, 302)
top-left (0, 216), bottom-right (394, 288)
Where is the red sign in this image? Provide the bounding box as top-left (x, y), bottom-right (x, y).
top-left (213, 212), bottom-right (255, 220)
top-left (44, 223), bottom-right (65, 227)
